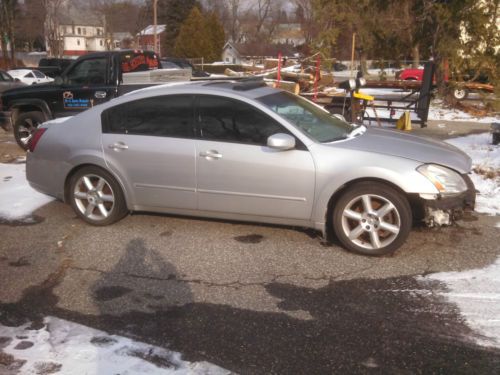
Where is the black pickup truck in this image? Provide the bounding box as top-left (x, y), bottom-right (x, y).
top-left (0, 50), bottom-right (181, 149)
top-left (36, 58), bottom-right (74, 78)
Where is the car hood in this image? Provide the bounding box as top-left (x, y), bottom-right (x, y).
top-left (330, 127), bottom-right (472, 173)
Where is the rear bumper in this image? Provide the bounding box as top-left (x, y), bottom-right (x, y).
top-left (0, 111), bottom-right (12, 131)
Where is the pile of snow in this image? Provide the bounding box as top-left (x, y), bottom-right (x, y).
top-left (425, 259), bottom-right (500, 349)
top-left (446, 133), bottom-right (500, 215)
top-left (0, 163), bottom-right (53, 220)
top-left (0, 316), bottom-right (229, 375)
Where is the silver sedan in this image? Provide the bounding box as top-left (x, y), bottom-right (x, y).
top-left (26, 81), bottom-right (475, 255)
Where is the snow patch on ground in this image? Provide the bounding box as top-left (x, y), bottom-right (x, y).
top-left (425, 259), bottom-right (500, 349)
top-left (445, 133), bottom-right (500, 215)
top-left (0, 163), bottom-right (53, 220)
top-left (0, 316), bottom-right (230, 375)
top-left (427, 132), bottom-right (500, 349)
top-left (428, 102), bottom-right (499, 123)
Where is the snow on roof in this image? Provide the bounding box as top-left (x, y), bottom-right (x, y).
top-left (138, 25), bottom-right (167, 36)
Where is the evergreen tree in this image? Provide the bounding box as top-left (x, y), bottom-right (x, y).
top-left (156, 0), bottom-right (197, 56)
top-left (174, 7), bottom-right (225, 62)
top-left (173, 6), bottom-right (210, 59)
top-left (205, 12), bottom-right (225, 62)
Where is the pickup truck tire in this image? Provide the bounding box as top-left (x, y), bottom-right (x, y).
top-left (14, 111), bottom-right (46, 150)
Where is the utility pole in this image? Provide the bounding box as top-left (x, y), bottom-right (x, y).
top-left (350, 32), bottom-right (356, 78)
top-left (153, 0), bottom-right (158, 54)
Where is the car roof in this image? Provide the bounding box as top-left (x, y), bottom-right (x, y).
top-left (124, 79), bottom-right (278, 101)
top-left (7, 69), bottom-right (33, 76)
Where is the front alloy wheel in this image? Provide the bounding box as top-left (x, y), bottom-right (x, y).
top-left (333, 182), bottom-right (412, 255)
top-left (69, 167), bottom-right (127, 225)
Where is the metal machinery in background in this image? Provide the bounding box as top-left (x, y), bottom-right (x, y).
top-left (325, 62), bottom-right (435, 127)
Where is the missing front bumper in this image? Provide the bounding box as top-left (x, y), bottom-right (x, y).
top-left (420, 174), bottom-right (476, 227)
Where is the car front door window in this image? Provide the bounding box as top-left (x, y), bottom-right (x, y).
top-left (197, 95), bottom-right (289, 146)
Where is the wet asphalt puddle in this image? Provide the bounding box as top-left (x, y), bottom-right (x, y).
top-left (1, 248), bottom-right (500, 374)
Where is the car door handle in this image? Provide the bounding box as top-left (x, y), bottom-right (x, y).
top-left (95, 91), bottom-right (107, 99)
top-left (199, 150), bottom-right (222, 159)
top-left (108, 142), bottom-right (128, 151)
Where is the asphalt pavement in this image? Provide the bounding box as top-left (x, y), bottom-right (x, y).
top-left (1, 123), bottom-right (500, 373)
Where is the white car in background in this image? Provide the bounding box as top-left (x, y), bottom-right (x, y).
top-left (7, 69), bottom-right (54, 85)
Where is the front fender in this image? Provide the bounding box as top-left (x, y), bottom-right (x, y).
top-left (309, 146), bottom-right (438, 228)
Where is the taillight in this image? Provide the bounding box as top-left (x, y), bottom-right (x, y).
top-left (28, 128), bottom-right (47, 152)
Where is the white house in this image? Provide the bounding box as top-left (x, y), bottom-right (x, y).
top-left (45, 3), bottom-right (107, 57)
top-left (57, 24), bottom-right (106, 56)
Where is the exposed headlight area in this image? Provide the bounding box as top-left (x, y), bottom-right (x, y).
top-left (417, 164), bottom-right (467, 195)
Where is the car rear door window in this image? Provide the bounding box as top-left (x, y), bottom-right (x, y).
top-left (197, 95), bottom-right (288, 146)
top-left (102, 95), bottom-right (194, 138)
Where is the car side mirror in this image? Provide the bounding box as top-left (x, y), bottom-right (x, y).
top-left (54, 76), bottom-right (64, 85)
top-left (267, 133), bottom-right (296, 151)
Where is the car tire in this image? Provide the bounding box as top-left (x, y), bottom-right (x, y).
top-left (69, 166), bottom-right (128, 226)
top-left (14, 111), bottom-right (46, 150)
top-left (453, 88), bottom-right (468, 100)
top-left (332, 182), bottom-right (412, 256)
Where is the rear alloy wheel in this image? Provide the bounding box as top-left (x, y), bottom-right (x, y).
top-left (14, 111), bottom-right (45, 150)
top-left (453, 88), bottom-right (468, 100)
top-left (333, 182), bottom-right (412, 256)
top-left (69, 167), bottom-right (128, 225)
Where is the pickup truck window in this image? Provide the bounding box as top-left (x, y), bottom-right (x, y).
top-left (66, 57), bottom-right (108, 85)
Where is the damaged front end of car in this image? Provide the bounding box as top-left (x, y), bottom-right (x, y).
top-left (416, 168), bottom-right (476, 227)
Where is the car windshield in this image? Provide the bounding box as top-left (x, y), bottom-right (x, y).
top-left (257, 92), bottom-right (353, 143)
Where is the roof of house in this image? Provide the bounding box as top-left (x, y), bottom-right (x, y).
top-left (138, 25), bottom-right (167, 36)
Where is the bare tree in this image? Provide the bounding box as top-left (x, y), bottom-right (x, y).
top-left (42, 0), bottom-right (65, 57)
top-left (227, 0), bottom-right (241, 42)
top-left (15, 0), bottom-right (46, 52)
top-left (0, 0), bottom-right (18, 65)
top-left (293, 0), bottom-right (316, 44)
